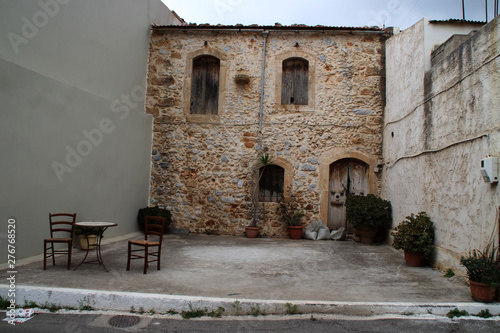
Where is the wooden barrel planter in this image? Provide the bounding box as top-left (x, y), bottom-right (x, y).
top-left (469, 280), bottom-right (496, 302)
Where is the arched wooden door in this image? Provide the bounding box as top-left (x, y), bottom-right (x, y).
top-left (328, 158), bottom-right (369, 233)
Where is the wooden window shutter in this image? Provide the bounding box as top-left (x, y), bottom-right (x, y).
top-left (281, 58), bottom-right (309, 105)
top-left (259, 165), bottom-right (285, 202)
top-left (191, 55), bottom-right (220, 115)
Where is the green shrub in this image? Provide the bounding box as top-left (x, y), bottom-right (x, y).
top-left (447, 308), bottom-right (469, 318)
top-left (345, 194), bottom-right (392, 230)
top-left (391, 212), bottom-right (435, 259)
top-left (137, 206), bottom-right (172, 233)
top-left (74, 226), bottom-right (101, 236)
top-left (460, 247), bottom-right (500, 289)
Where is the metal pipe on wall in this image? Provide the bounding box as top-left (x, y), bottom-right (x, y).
top-left (258, 30), bottom-right (269, 134)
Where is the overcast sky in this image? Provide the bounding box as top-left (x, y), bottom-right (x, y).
top-left (161, 0), bottom-right (497, 30)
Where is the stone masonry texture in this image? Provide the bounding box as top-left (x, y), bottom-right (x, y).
top-left (146, 26), bottom-right (388, 237)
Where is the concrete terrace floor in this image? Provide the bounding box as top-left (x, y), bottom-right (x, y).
top-left (4, 233), bottom-right (472, 303)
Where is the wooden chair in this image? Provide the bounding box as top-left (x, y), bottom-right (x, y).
top-left (127, 216), bottom-right (167, 274)
top-left (44, 213), bottom-right (76, 270)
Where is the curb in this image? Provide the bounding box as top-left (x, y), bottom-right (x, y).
top-left (2, 285), bottom-right (500, 317)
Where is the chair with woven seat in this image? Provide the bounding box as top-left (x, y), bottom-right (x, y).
top-left (44, 213), bottom-right (76, 270)
top-left (127, 216), bottom-right (167, 274)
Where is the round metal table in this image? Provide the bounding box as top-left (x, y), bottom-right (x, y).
top-left (74, 221), bottom-right (117, 272)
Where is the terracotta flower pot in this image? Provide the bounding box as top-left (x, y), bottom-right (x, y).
top-left (469, 280), bottom-right (496, 303)
top-left (404, 251), bottom-right (426, 267)
top-left (288, 226), bottom-right (304, 239)
top-left (356, 227), bottom-right (378, 244)
top-left (245, 226), bottom-right (259, 238)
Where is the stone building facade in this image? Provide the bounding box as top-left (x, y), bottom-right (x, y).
top-left (146, 24), bottom-right (391, 237)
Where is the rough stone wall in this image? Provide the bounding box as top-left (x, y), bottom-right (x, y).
top-left (383, 17), bottom-right (500, 273)
top-left (147, 27), bottom-right (387, 237)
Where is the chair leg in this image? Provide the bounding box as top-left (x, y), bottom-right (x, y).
top-left (51, 243), bottom-right (56, 266)
top-left (127, 242), bottom-right (131, 271)
top-left (144, 245), bottom-right (148, 274)
top-left (157, 247), bottom-right (161, 271)
top-left (43, 241), bottom-right (47, 270)
top-left (67, 242), bottom-right (72, 270)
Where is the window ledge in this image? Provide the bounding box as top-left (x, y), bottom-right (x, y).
top-left (186, 114), bottom-right (220, 123)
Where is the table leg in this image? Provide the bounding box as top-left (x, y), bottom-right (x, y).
top-left (96, 227), bottom-right (109, 271)
top-left (74, 226), bottom-right (110, 272)
top-left (74, 235), bottom-right (92, 271)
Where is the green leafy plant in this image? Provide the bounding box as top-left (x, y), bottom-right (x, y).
top-left (44, 302), bottom-right (61, 313)
top-left (447, 308), bottom-right (469, 318)
top-left (181, 303), bottom-right (206, 319)
top-left (249, 152), bottom-right (274, 227)
top-left (23, 300), bottom-right (38, 309)
top-left (444, 268), bottom-right (455, 278)
top-left (250, 304), bottom-right (266, 317)
top-left (285, 302), bottom-right (299, 315)
top-left (345, 194), bottom-right (392, 230)
top-left (74, 226), bottom-right (101, 236)
top-left (474, 309), bottom-right (492, 318)
top-left (0, 296), bottom-right (10, 310)
top-left (232, 300), bottom-right (242, 315)
top-left (77, 296), bottom-right (95, 311)
top-left (137, 206), bottom-right (172, 233)
top-left (277, 190), bottom-right (305, 227)
top-left (167, 309), bottom-right (178, 315)
top-left (460, 247), bottom-right (500, 289)
top-left (208, 307), bottom-right (225, 318)
top-left (391, 212), bottom-right (435, 259)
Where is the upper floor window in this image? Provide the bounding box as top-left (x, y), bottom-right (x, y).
top-left (259, 165), bottom-right (284, 202)
top-left (281, 57), bottom-right (309, 105)
top-left (191, 55), bottom-right (220, 115)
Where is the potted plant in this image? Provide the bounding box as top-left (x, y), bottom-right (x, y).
top-left (277, 191), bottom-right (306, 239)
top-left (137, 206), bottom-right (172, 233)
top-left (460, 246), bottom-right (500, 302)
top-left (74, 226), bottom-right (101, 250)
top-left (246, 152), bottom-right (274, 238)
top-left (345, 194), bottom-right (392, 244)
top-left (391, 212), bottom-right (434, 267)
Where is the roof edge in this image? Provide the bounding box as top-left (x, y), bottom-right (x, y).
top-left (429, 19), bottom-right (486, 25)
top-left (151, 23), bottom-right (391, 34)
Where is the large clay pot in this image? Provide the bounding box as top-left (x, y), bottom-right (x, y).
top-left (469, 280), bottom-right (496, 302)
top-left (356, 227), bottom-right (378, 244)
top-left (245, 226), bottom-right (259, 238)
top-left (404, 251), bottom-right (426, 267)
top-left (78, 234), bottom-right (97, 250)
top-left (288, 226), bottom-right (304, 239)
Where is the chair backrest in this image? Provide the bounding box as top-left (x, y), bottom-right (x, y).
top-left (144, 216), bottom-right (167, 244)
top-left (49, 213), bottom-right (76, 239)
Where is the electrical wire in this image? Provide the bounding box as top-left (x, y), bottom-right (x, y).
top-left (398, 0), bottom-right (421, 29)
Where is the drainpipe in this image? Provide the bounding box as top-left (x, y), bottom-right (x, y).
top-left (258, 30), bottom-right (269, 134)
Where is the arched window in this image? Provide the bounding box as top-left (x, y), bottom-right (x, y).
top-left (191, 55), bottom-right (220, 115)
top-left (281, 57), bottom-right (309, 105)
top-left (259, 165), bottom-right (284, 202)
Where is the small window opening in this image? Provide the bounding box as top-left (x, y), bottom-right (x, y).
top-left (258, 165), bottom-right (284, 202)
top-left (190, 55), bottom-right (220, 115)
top-left (281, 57), bottom-right (309, 105)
